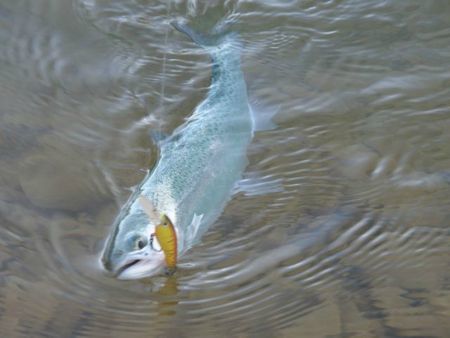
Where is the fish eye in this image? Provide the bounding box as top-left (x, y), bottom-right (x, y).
top-left (125, 233), bottom-right (148, 251)
top-left (137, 238), bottom-right (146, 249)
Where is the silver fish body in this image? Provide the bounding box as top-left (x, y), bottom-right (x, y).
top-left (101, 23), bottom-right (253, 279)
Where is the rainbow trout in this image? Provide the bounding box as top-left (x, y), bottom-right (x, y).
top-left (101, 22), bottom-right (253, 279)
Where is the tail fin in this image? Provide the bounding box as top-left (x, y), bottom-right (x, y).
top-left (172, 19), bottom-right (242, 85)
top-left (171, 21), bottom-right (210, 46)
top-left (171, 20), bottom-right (236, 48)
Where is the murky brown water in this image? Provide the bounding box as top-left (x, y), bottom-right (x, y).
top-left (0, 0), bottom-right (449, 337)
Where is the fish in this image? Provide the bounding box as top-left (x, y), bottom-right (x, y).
top-left (101, 20), bottom-right (253, 279)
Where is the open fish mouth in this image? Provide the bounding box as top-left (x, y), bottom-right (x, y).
top-left (112, 255), bottom-right (165, 280)
top-left (114, 259), bottom-right (141, 277)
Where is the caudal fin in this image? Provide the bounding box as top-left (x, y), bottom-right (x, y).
top-left (171, 19), bottom-right (236, 48)
top-left (171, 21), bottom-right (209, 46)
top-left (172, 19), bottom-right (242, 83)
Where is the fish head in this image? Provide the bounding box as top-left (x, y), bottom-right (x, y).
top-left (101, 199), bottom-right (166, 279)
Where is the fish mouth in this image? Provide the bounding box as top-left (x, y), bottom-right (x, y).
top-left (112, 255), bottom-right (165, 280)
top-left (114, 259), bottom-right (141, 277)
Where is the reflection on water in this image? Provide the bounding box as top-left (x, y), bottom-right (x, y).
top-left (0, 0), bottom-right (449, 337)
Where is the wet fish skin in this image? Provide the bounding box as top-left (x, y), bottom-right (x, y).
top-left (101, 21), bottom-right (253, 279)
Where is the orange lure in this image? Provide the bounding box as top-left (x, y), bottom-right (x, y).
top-left (154, 214), bottom-right (177, 272)
top-left (139, 195), bottom-right (178, 273)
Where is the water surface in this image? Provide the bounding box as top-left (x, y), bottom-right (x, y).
top-left (0, 0), bottom-right (449, 337)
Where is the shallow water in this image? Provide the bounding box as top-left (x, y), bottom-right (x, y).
top-left (0, 0), bottom-right (449, 337)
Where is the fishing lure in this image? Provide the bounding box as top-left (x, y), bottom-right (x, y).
top-left (152, 214), bottom-right (177, 273)
top-left (138, 195), bottom-right (177, 274)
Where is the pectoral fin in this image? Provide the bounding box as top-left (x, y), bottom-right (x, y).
top-left (249, 99), bottom-right (279, 132)
top-left (233, 173), bottom-right (284, 197)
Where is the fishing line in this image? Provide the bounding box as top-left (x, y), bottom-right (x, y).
top-left (156, 0), bottom-right (172, 131)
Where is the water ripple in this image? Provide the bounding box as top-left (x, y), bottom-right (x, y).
top-left (0, 0), bottom-right (449, 336)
